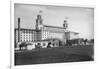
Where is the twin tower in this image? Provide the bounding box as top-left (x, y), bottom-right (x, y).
top-left (35, 11), bottom-right (68, 30)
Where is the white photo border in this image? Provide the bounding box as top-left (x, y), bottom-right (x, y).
top-left (10, 0), bottom-right (95, 69)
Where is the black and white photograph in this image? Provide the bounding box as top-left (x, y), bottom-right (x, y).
top-left (14, 3), bottom-right (94, 66)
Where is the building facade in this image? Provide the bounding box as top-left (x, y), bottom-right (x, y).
top-left (35, 13), bottom-right (68, 41)
top-left (14, 12), bottom-right (79, 48)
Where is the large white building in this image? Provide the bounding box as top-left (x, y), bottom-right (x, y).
top-left (35, 13), bottom-right (68, 41)
top-left (14, 12), bottom-right (79, 48)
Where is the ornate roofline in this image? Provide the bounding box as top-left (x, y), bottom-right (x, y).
top-left (65, 31), bottom-right (79, 34)
top-left (15, 28), bottom-right (37, 31)
top-left (43, 25), bottom-right (65, 29)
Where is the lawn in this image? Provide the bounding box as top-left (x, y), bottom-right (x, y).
top-left (15, 45), bottom-right (94, 65)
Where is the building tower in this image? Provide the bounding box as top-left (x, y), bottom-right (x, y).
top-left (35, 11), bottom-right (43, 41)
top-left (36, 10), bottom-right (43, 30)
top-left (63, 17), bottom-right (70, 43)
top-left (63, 17), bottom-right (68, 31)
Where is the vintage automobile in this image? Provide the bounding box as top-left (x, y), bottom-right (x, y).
top-left (19, 42), bottom-right (33, 50)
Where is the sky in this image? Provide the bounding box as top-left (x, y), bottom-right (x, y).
top-left (14, 3), bottom-right (94, 39)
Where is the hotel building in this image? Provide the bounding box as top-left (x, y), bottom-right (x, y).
top-left (14, 12), bottom-right (79, 48)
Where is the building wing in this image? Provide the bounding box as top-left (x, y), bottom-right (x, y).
top-left (43, 25), bottom-right (65, 33)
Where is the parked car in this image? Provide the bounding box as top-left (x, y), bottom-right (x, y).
top-left (19, 42), bottom-right (33, 50)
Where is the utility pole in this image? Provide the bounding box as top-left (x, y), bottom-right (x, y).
top-left (18, 17), bottom-right (20, 42)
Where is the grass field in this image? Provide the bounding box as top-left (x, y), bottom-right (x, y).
top-left (15, 45), bottom-right (94, 65)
